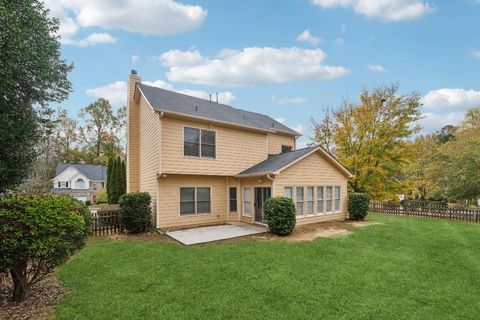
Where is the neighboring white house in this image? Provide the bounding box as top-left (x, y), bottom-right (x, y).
top-left (51, 164), bottom-right (107, 203)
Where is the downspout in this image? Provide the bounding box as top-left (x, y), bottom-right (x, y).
top-left (266, 174), bottom-right (275, 197)
top-left (156, 112), bottom-right (165, 234)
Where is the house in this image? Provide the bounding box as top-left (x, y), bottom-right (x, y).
top-left (51, 164), bottom-right (107, 203)
top-left (126, 70), bottom-right (352, 230)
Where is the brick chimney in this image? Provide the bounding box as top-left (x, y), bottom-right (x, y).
top-left (126, 69), bottom-right (141, 192)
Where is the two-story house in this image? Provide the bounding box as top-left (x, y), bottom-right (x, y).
top-left (51, 164), bottom-right (107, 203)
top-left (127, 70), bottom-right (352, 230)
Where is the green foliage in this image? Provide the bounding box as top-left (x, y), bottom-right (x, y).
top-left (0, 0), bottom-right (72, 192)
top-left (107, 156), bottom-right (126, 204)
top-left (0, 194), bottom-right (88, 301)
top-left (118, 193), bottom-right (151, 234)
top-left (348, 193), bottom-right (371, 220)
top-left (96, 191), bottom-right (108, 204)
top-left (264, 197), bottom-right (296, 235)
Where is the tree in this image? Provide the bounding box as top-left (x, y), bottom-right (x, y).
top-left (78, 98), bottom-right (121, 164)
top-left (56, 108), bottom-right (79, 162)
top-left (311, 84), bottom-right (422, 200)
top-left (310, 108), bottom-right (334, 153)
top-left (461, 107), bottom-right (480, 129)
top-left (0, 0), bottom-right (72, 192)
top-left (0, 194), bottom-right (89, 302)
top-left (435, 125), bottom-right (457, 144)
top-left (107, 156), bottom-right (115, 204)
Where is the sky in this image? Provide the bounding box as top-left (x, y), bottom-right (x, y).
top-left (45, 0), bottom-right (480, 147)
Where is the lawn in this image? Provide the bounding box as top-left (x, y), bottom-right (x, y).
top-left (56, 214), bottom-right (480, 319)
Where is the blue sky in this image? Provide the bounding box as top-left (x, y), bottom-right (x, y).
top-left (46, 0), bottom-right (480, 147)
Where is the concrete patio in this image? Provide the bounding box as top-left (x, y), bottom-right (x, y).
top-left (166, 223), bottom-right (267, 245)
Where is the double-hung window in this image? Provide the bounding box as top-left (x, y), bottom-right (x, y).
top-left (317, 186), bottom-right (324, 214)
top-left (306, 187), bottom-right (314, 215)
top-left (334, 186), bottom-right (341, 212)
top-left (296, 187), bottom-right (304, 217)
top-left (184, 127), bottom-right (216, 158)
top-left (284, 187), bottom-right (293, 198)
top-left (326, 186), bottom-right (333, 212)
top-left (229, 187), bottom-right (237, 212)
top-left (281, 145), bottom-right (293, 153)
top-left (180, 187), bottom-right (211, 215)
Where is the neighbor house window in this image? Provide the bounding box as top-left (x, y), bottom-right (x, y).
top-left (326, 187), bottom-right (333, 212)
top-left (296, 187), bottom-right (304, 217)
top-left (284, 187), bottom-right (293, 198)
top-left (307, 187), bottom-right (314, 215)
top-left (281, 145), bottom-right (293, 153)
top-left (180, 187), bottom-right (211, 215)
top-left (57, 182), bottom-right (61, 188)
top-left (335, 186), bottom-right (341, 212)
top-left (229, 187), bottom-right (237, 212)
top-left (66, 181), bottom-right (69, 188)
top-left (75, 178), bottom-right (85, 189)
top-left (184, 127), bottom-right (215, 158)
top-left (243, 188), bottom-right (252, 216)
top-left (92, 183), bottom-right (97, 190)
top-left (317, 187), bottom-right (324, 214)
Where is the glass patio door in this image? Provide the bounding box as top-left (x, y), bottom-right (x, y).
top-left (254, 187), bottom-right (271, 223)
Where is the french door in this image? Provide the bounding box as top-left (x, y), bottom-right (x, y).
top-left (254, 187), bottom-right (271, 224)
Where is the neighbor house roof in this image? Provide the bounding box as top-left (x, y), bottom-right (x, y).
top-left (55, 164), bottom-right (107, 181)
top-left (137, 83), bottom-right (299, 136)
top-left (236, 145), bottom-right (353, 178)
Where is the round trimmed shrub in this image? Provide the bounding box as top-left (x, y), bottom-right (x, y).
top-left (118, 192), bottom-right (151, 234)
top-left (264, 196), bottom-right (296, 236)
top-left (348, 192), bottom-right (371, 220)
top-left (0, 194), bottom-right (89, 301)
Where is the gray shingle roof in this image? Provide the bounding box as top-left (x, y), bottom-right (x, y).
top-left (55, 164), bottom-right (107, 181)
top-left (137, 83), bottom-right (299, 136)
top-left (238, 146), bottom-right (319, 175)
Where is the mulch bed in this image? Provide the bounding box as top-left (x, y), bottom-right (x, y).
top-left (0, 276), bottom-right (67, 320)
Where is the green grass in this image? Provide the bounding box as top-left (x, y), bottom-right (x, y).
top-left (56, 214), bottom-right (480, 320)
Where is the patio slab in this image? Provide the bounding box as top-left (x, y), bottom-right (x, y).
top-left (166, 223), bottom-right (267, 245)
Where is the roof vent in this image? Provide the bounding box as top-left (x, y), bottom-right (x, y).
top-left (131, 69), bottom-right (137, 75)
top-left (243, 114), bottom-right (246, 119)
top-left (216, 92), bottom-right (218, 104)
top-left (209, 94), bottom-right (212, 104)
top-left (272, 121), bottom-right (275, 127)
top-left (195, 106), bottom-right (198, 111)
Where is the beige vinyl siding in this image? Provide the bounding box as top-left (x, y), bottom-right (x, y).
top-left (158, 175), bottom-right (227, 229)
top-left (162, 117), bottom-right (268, 176)
top-left (126, 76), bottom-right (141, 192)
top-left (267, 133), bottom-right (295, 155)
top-left (274, 152), bottom-right (348, 225)
top-left (137, 95), bottom-right (161, 224)
top-left (238, 176), bottom-right (273, 224)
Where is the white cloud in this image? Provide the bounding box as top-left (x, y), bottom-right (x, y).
top-left (421, 88), bottom-right (480, 111)
top-left (160, 47), bottom-right (350, 86)
top-left (469, 50), bottom-right (480, 59)
top-left (296, 30), bottom-right (322, 46)
top-left (272, 94), bottom-right (308, 105)
top-left (131, 55), bottom-right (139, 64)
top-left (311, 0), bottom-right (435, 22)
top-left (45, 0), bottom-right (207, 44)
top-left (76, 32), bottom-right (117, 47)
top-left (334, 37), bottom-right (344, 46)
top-left (341, 24), bottom-right (347, 33)
top-left (419, 112), bottom-right (465, 134)
top-left (367, 64), bottom-right (387, 72)
top-left (86, 81), bottom-right (128, 107)
top-left (292, 124), bottom-right (304, 135)
top-left (86, 80), bottom-right (235, 108)
top-left (274, 117), bottom-right (286, 124)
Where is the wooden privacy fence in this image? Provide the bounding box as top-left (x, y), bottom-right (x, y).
top-left (369, 202), bottom-right (480, 223)
top-left (91, 207), bottom-right (121, 236)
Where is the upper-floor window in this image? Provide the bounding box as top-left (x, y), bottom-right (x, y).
top-left (57, 181), bottom-right (68, 188)
top-left (76, 178), bottom-right (85, 189)
top-left (281, 145), bottom-right (293, 153)
top-left (92, 183), bottom-right (97, 191)
top-left (184, 127), bottom-right (216, 158)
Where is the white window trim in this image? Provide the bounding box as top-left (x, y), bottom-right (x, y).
top-left (182, 126), bottom-right (217, 160)
top-left (179, 187), bottom-right (212, 217)
top-left (334, 186), bottom-right (341, 213)
top-left (317, 186), bottom-right (325, 215)
top-left (242, 187), bottom-right (253, 217)
top-left (295, 186), bottom-right (305, 219)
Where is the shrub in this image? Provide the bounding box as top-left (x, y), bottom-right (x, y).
top-left (348, 193), bottom-right (371, 220)
top-left (96, 191), bottom-right (108, 204)
top-left (264, 197), bottom-right (296, 235)
top-left (85, 200), bottom-right (91, 206)
top-left (118, 192), bottom-right (151, 234)
top-left (0, 194), bottom-right (89, 302)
